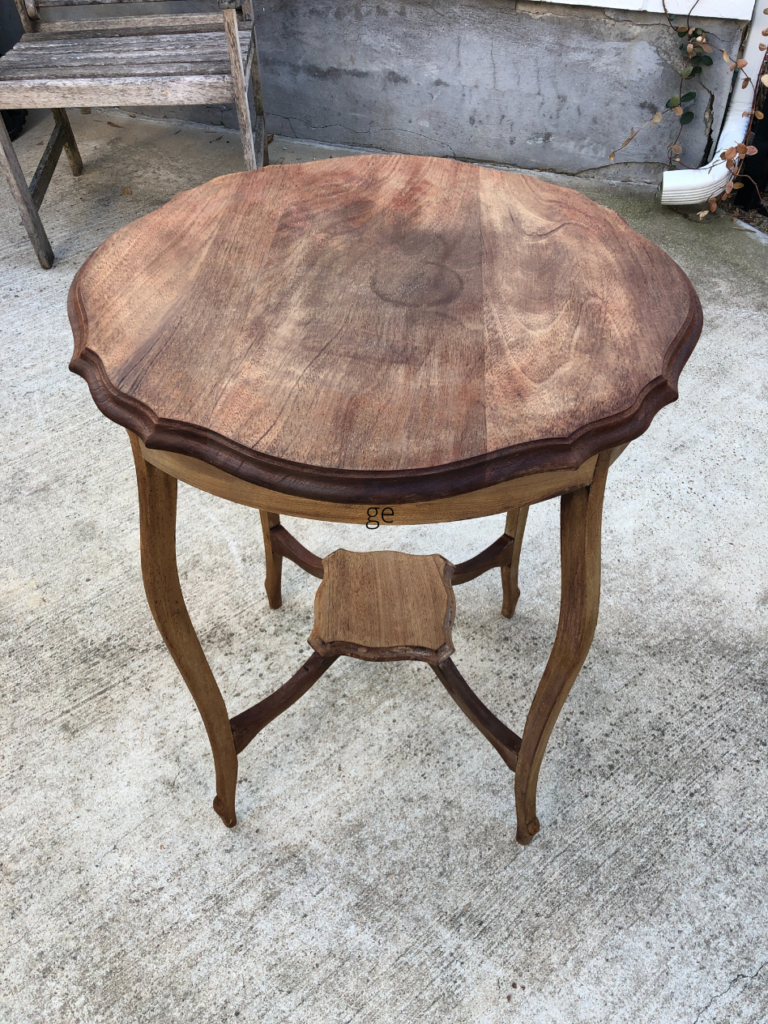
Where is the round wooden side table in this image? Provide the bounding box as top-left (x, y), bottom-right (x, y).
top-left (69, 154), bottom-right (702, 845)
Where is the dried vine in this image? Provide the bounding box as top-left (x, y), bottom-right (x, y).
top-left (610, 3), bottom-right (768, 218)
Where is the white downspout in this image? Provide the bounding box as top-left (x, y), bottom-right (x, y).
top-left (660, 1), bottom-right (768, 204)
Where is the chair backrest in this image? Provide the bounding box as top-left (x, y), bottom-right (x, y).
top-left (12, 0), bottom-right (252, 37)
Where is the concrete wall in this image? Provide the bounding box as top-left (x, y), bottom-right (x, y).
top-left (251, 0), bottom-right (746, 181)
top-left (11, 0), bottom-right (748, 181)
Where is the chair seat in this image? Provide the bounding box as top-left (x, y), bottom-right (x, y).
top-left (0, 30), bottom-right (249, 107)
top-left (309, 549), bottom-right (456, 665)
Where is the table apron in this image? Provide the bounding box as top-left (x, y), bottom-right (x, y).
top-left (136, 438), bottom-right (602, 525)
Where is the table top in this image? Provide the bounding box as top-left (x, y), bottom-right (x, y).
top-left (69, 154), bottom-right (702, 504)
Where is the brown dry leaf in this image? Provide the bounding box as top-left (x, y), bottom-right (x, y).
top-left (708, 200), bottom-right (718, 213)
top-left (701, 43), bottom-right (713, 53)
top-left (756, 111), bottom-right (765, 120)
top-left (736, 143), bottom-right (748, 156)
top-left (609, 151), bottom-right (616, 161)
top-left (746, 145), bottom-right (759, 155)
top-left (722, 51), bottom-right (731, 61)
top-left (687, 43), bottom-right (695, 53)
top-left (107, 121), bottom-right (122, 128)
top-left (732, 181), bottom-right (745, 188)
top-left (741, 78), bottom-right (751, 89)
top-left (674, 105), bottom-right (684, 116)
top-left (725, 181), bottom-right (733, 194)
top-left (652, 111), bottom-right (663, 123)
top-left (759, 43), bottom-right (767, 51)
top-left (762, 74), bottom-right (768, 86)
top-left (671, 144), bottom-right (683, 155)
top-left (122, 188), bottom-right (132, 195)
top-left (698, 210), bottom-right (709, 219)
top-left (736, 58), bottom-right (748, 68)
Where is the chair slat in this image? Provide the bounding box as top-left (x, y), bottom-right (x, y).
top-left (0, 62), bottom-right (234, 79)
top-left (37, 0), bottom-right (200, 7)
top-left (29, 14), bottom-right (235, 35)
top-left (4, 37), bottom-right (244, 62)
top-left (14, 28), bottom-right (248, 49)
top-left (0, 73), bottom-right (235, 107)
top-left (1, 54), bottom-right (232, 70)
top-left (2, 31), bottom-right (249, 70)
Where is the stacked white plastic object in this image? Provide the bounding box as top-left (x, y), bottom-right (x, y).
top-left (661, 2), bottom-right (768, 204)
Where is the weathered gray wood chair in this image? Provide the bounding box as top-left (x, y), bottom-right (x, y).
top-left (0, 0), bottom-right (267, 268)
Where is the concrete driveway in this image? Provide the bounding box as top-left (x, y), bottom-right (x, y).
top-left (1, 109), bottom-right (766, 1024)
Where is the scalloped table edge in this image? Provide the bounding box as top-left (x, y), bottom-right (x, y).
top-left (68, 251), bottom-right (703, 505)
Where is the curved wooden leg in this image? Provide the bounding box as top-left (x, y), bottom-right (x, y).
top-left (129, 432), bottom-right (239, 827)
top-left (501, 505), bottom-right (528, 618)
top-left (259, 510), bottom-right (283, 609)
top-left (514, 453), bottom-right (612, 845)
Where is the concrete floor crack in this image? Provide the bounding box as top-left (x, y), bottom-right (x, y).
top-left (692, 959), bottom-right (768, 1023)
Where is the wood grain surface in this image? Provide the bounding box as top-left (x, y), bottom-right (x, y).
top-left (70, 154), bottom-right (702, 504)
top-left (309, 549), bottom-right (455, 665)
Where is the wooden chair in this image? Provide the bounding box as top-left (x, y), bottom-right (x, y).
top-left (0, 0), bottom-right (268, 268)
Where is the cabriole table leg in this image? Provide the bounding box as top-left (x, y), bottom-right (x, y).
top-left (501, 505), bottom-right (529, 619)
top-left (128, 432), bottom-right (240, 827)
top-left (259, 510), bottom-right (283, 609)
top-left (514, 449), bottom-right (612, 845)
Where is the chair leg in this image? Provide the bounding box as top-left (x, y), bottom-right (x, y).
top-left (52, 109), bottom-right (83, 176)
top-left (0, 112), bottom-right (54, 268)
top-left (501, 505), bottom-right (529, 618)
top-left (259, 510), bottom-right (283, 609)
top-left (514, 451), bottom-right (612, 845)
top-left (223, 7), bottom-right (257, 171)
top-left (128, 431), bottom-right (240, 827)
top-left (248, 32), bottom-right (269, 167)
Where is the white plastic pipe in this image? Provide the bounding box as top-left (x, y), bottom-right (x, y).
top-left (661, 0), bottom-right (768, 204)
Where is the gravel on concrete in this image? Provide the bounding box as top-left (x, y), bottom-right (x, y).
top-left (1, 109), bottom-right (767, 1024)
